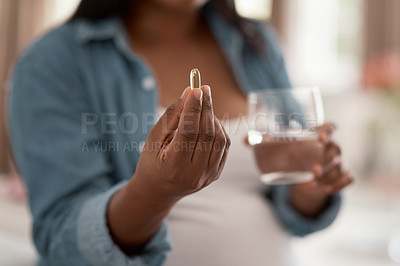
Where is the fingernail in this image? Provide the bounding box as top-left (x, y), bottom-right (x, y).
top-left (180, 87), bottom-right (188, 99)
top-left (324, 186), bottom-right (333, 194)
top-left (204, 86), bottom-right (211, 97)
top-left (193, 88), bottom-right (203, 100)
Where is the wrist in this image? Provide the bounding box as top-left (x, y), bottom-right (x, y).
top-left (126, 172), bottom-right (179, 211)
top-left (291, 184), bottom-right (329, 202)
top-left (106, 173), bottom-right (177, 252)
top-left (290, 185), bottom-right (329, 218)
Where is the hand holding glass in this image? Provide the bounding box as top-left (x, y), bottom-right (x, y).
top-left (248, 87), bottom-right (325, 185)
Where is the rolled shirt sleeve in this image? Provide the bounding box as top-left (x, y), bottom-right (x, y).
top-left (77, 181), bottom-right (171, 266)
top-left (9, 41), bottom-right (170, 266)
top-left (267, 185), bottom-right (342, 237)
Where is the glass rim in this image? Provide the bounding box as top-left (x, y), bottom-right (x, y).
top-left (247, 86), bottom-right (325, 127)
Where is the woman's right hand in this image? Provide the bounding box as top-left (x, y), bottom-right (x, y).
top-left (132, 85), bottom-right (230, 202)
top-left (108, 86), bottom-right (230, 252)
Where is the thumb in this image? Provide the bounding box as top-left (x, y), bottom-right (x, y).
top-left (148, 87), bottom-right (190, 143)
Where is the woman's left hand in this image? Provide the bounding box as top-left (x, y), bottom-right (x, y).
top-left (290, 123), bottom-right (353, 217)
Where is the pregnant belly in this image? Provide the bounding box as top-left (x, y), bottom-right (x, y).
top-left (165, 187), bottom-right (296, 266)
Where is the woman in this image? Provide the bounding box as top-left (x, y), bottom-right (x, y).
top-left (8, 0), bottom-right (352, 265)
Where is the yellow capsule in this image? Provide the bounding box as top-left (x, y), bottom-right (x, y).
top-left (190, 68), bottom-right (201, 90)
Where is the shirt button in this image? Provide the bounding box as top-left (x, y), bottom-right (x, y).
top-left (142, 76), bottom-right (156, 91)
top-left (138, 141), bottom-right (145, 153)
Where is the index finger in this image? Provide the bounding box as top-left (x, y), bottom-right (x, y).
top-left (170, 87), bottom-right (203, 160)
top-left (192, 86), bottom-right (215, 165)
top-left (150, 87), bottom-right (191, 142)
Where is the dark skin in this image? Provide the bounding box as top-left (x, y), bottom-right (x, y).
top-left (125, 0), bottom-right (247, 118)
top-left (107, 0), bottom-right (352, 253)
top-left (109, 86), bottom-right (230, 252)
top-left (291, 124), bottom-right (353, 217)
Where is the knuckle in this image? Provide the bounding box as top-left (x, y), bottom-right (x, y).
top-left (328, 141), bottom-right (339, 150)
top-left (202, 128), bottom-right (215, 142)
top-left (213, 170), bottom-right (222, 182)
top-left (180, 129), bottom-right (198, 141)
top-left (165, 103), bottom-right (178, 116)
top-left (214, 134), bottom-right (227, 149)
top-left (202, 97), bottom-right (212, 111)
top-left (214, 123), bottom-right (223, 134)
top-left (189, 104), bottom-right (202, 114)
top-left (204, 179), bottom-right (212, 187)
top-left (326, 143), bottom-right (341, 157)
top-left (205, 176), bottom-right (216, 187)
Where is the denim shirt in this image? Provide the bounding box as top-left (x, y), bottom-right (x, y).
top-left (9, 4), bottom-right (341, 266)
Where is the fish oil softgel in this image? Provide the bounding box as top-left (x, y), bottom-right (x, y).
top-left (190, 68), bottom-right (201, 90)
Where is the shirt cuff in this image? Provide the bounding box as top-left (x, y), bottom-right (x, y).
top-left (77, 180), bottom-right (171, 266)
top-left (267, 185), bottom-right (342, 237)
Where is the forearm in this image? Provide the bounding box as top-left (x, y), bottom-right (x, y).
top-left (107, 174), bottom-right (176, 254)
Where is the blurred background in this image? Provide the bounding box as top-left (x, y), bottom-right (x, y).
top-left (0, 0), bottom-right (399, 265)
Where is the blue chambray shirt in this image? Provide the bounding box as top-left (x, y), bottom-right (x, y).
top-left (8, 3), bottom-right (341, 266)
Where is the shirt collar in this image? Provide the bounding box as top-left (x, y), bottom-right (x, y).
top-left (71, 3), bottom-right (245, 62)
top-left (73, 17), bottom-right (123, 43)
top-left (73, 17), bottom-right (135, 60)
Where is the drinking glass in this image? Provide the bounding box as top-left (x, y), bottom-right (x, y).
top-left (248, 87), bottom-right (325, 185)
